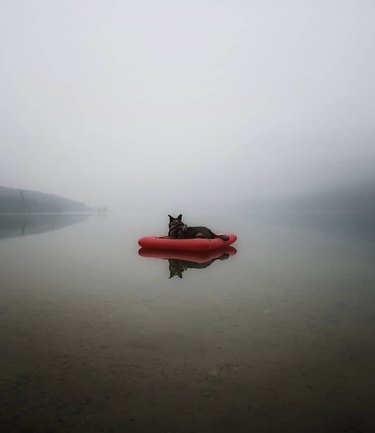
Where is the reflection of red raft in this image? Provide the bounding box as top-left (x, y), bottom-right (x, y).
top-left (139, 246), bottom-right (237, 262)
top-left (138, 233), bottom-right (237, 251)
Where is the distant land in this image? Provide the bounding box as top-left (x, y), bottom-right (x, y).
top-left (291, 176), bottom-right (375, 212)
top-left (0, 186), bottom-right (92, 214)
top-left (243, 176), bottom-right (375, 212)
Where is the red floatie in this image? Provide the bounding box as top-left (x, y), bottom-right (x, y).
top-left (138, 233), bottom-right (237, 251)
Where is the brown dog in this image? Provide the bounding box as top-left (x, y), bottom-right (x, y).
top-left (168, 214), bottom-right (229, 241)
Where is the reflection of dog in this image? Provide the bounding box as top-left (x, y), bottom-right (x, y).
top-left (168, 214), bottom-right (229, 241)
top-left (169, 254), bottom-right (229, 279)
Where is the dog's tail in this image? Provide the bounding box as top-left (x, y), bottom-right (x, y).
top-left (216, 234), bottom-right (229, 241)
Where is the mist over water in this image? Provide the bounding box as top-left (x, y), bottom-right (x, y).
top-left (1, 0), bottom-right (375, 209)
top-left (1, 0), bottom-right (375, 431)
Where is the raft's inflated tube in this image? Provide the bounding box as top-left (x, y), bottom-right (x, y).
top-left (138, 246), bottom-right (237, 262)
top-left (138, 233), bottom-right (237, 251)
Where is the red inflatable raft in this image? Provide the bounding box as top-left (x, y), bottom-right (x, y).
top-left (138, 233), bottom-right (237, 251)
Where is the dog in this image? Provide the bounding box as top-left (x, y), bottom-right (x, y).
top-left (168, 214), bottom-right (229, 241)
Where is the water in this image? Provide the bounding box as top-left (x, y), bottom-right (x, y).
top-left (1, 211), bottom-right (374, 432)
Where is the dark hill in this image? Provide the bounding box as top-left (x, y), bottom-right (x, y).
top-left (0, 186), bottom-right (91, 214)
top-left (291, 177), bottom-right (375, 212)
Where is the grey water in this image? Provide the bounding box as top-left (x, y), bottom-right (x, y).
top-left (1, 211), bottom-right (374, 433)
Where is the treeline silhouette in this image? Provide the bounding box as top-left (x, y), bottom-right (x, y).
top-left (0, 186), bottom-right (91, 214)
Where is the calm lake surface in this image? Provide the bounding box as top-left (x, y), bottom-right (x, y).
top-left (1, 211), bottom-right (374, 433)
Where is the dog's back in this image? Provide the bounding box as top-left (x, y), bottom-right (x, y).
top-left (183, 226), bottom-right (220, 239)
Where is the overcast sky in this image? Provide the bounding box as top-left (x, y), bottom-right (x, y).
top-left (1, 0), bottom-right (374, 209)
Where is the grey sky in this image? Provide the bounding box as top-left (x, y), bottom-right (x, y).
top-left (1, 0), bottom-right (374, 209)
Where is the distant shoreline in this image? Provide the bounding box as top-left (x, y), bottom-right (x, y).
top-left (0, 211), bottom-right (109, 216)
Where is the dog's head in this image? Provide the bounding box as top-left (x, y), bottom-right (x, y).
top-left (168, 214), bottom-right (183, 230)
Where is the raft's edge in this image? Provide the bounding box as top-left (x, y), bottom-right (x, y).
top-left (138, 233), bottom-right (237, 251)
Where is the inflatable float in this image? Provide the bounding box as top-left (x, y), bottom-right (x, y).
top-left (138, 233), bottom-right (237, 251)
top-left (138, 246), bottom-right (237, 261)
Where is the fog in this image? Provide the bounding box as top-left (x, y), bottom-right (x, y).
top-left (1, 0), bottom-right (374, 210)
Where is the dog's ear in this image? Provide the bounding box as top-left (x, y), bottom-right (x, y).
top-left (177, 214), bottom-right (182, 221)
top-left (168, 214), bottom-right (173, 221)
